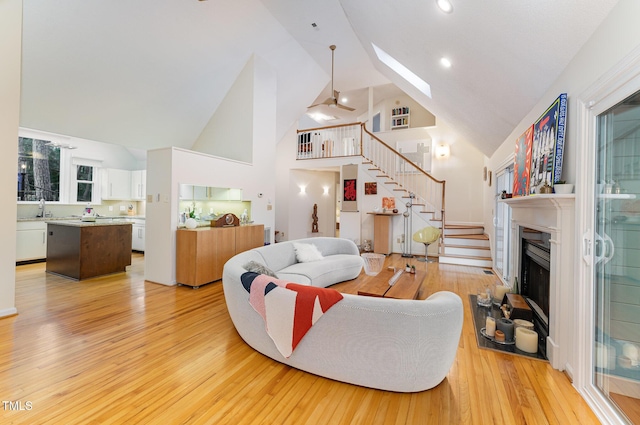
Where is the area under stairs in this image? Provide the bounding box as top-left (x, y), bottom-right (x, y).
top-left (438, 225), bottom-right (492, 268)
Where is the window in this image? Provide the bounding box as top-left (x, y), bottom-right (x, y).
top-left (17, 137), bottom-right (61, 201)
top-left (76, 165), bottom-right (94, 202)
top-left (71, 158), bottom-right (101, 204)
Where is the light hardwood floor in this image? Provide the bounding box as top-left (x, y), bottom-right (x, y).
top-left (0, 253), bottom-right (600, 424)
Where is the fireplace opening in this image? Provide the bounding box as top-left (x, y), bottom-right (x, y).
top-left (520, 228), bottom-right (551, 358)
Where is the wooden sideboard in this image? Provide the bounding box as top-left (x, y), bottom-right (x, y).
top-left (176, 224), bottom-right (264, 288)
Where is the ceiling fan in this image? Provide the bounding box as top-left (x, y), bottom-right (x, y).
top-left (308, 45), bottom-right (355, 112)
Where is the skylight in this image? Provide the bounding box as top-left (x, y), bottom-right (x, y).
top-left (372, 43), bottom-right (432, 98)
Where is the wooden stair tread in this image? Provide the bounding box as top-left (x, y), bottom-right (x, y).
top-left (440, 253), bottom-right (492, 261)
top-left (445, 234), bottom-right (489, 240)
top-left (445, 224), bottom-right (484, 229)
top-left (444, 244), bottom-right (490, 250)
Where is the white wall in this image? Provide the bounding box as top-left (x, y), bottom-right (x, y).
top-left (0, 0), bottom-right (22, 318)
top-left (145, 56), bottom-right (277, 285)
top-left (287, 169), bottom-right (337, 240)
top-left (369, 94), bottom-right (436, 130)
top-left (192, 55), bottom-right (255, 163)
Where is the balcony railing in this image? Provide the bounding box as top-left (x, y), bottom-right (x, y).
top-left (296, 123), bottom-right (363, 159)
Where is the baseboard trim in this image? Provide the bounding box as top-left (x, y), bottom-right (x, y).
top-left (0, 307), bottom-right (18, 319)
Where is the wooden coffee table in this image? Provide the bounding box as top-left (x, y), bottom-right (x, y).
top-left (355, 268), bottom-right (426, 300)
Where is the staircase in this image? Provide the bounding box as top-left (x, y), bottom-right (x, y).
top-left (439, 225), bottom-right (492, 268)
top-left (296, 122), bottom-right (493, 268)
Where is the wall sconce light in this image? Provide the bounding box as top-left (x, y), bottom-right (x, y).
top-left (323, 186), bottom-right (330, 195)
top-left (299, 185), bottom-right (306, 194)
top-left (436, 143), bottom-right (450, 158)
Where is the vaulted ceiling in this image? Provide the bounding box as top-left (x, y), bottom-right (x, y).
top-left (20, 0), bottom-right (619, 157)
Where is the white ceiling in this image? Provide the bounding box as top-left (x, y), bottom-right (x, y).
top-left (20, 0), bottom-right (619, 157)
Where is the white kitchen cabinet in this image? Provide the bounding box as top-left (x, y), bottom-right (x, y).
top-left (101, 168), bottom-right (132, 200)
top-left (129, 218), bottom-right (145, 251)
top-left (130, 170), bottom-right (146, 201)
top-left (16, 221), bottom-right (47, 262)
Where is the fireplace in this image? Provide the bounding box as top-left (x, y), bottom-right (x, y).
top-left (520, 228), bottom-right (551, 359)
top-left (502, 194), bottom-right (575, 372)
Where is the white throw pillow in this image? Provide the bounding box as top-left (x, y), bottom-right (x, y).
top-left (293, 242), bottom-right (324, 263)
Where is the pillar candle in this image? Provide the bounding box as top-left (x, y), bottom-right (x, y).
top-left (513, 319), bottom-right (534, 330)
top-left (494, 285), bottom-right (510, 304)
top-left (485, 316), bottom-right (496, 337)
top-left (497, 318), bottom-right (515, 342)
top-left (515, 327), bottom-right (538, 353)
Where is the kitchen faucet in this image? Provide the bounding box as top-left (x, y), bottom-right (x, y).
top-left (37, 198), bottom-right (51, 218)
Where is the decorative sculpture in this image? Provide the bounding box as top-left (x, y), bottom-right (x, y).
top-left (312, 204), bottom-right (319, 233)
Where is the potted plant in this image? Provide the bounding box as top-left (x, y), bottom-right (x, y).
top-left (553, 180), bottom-right (574, 194)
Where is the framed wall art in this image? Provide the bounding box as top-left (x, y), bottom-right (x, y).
top-left (513, 125), bottom-right (534, 197)
top-left (364, 182), bottom-right (377, 195)
top-left (529, 93), bottom-right (567, 194)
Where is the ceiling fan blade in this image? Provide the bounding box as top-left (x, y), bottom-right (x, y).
top-left (308, 97), bottom-right (337, 109)
top-left (336, 103), bottom-right (355, 112)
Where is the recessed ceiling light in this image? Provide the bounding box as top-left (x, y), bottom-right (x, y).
top-left (372, 43), bottom-right (432, 98)
top-left (440, 57), bottom-right (452, 68)
top-left (436, 0), bottom-right (453, 13)
top-left (341, 97), bottom-right (348, 103)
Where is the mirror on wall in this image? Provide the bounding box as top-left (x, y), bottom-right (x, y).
top-left (178, 184), bottom-right (250, 226)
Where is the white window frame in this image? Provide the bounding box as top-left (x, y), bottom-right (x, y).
top-left (70, 157), bottom-right (103, 204)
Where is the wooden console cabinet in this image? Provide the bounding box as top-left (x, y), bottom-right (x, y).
top-left (368, 212), bottom-right (397, 255)
top-left (176, 224), bottom-right (264, 288)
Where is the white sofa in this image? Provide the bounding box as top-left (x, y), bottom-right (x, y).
top-left (222, 237), bottom-right (463, 392)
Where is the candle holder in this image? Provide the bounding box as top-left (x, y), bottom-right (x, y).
top-left (476, 287), bottom-right (492, 307)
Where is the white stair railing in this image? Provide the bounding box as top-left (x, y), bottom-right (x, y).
top-left (361, 126), bottom-right (445, 223)
top-left (296, 122), bottom-right (446, 249)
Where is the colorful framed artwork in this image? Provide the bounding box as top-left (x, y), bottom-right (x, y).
top-left (513, 125), bottom-right (534, 197)
top-left (343, 179), bottom-right (357, 202)
top-left (382, 197), bottom-right (395, 210)
top-left (529, 93), bottom-right (567, 194)
top-left (364, 182), bottom-right (377, 195)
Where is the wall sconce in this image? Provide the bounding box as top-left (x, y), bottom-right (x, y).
top-left (299, 185), bottom-right (306, 194)
top-left (323, 186), bottom-right (330, 195)
top-left (436, 143), bottom-right (450, 158)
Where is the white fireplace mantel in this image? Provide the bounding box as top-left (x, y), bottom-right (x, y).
top-left (502, 194), bottom-right (576, 373)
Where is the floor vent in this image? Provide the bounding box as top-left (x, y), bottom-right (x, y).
top-left (483, 270), bottom-right (494, 275)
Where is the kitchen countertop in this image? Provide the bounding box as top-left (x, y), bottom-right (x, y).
top-left (45, 220), bottom-right (134, 227)
top-left (18, 215), bottom-right (145, 222)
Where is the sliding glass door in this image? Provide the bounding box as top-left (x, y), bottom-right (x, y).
top-left (593, 91), bottom-right (640, 425)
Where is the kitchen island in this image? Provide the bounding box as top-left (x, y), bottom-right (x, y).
top-left (46, 221), bottom-right (132, 280)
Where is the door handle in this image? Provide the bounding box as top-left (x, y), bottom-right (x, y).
top-left (602, 232), bottom-right (615, 265)
top-left (582, 230), bottom-right (592, 266)
top-left (594, 232), bottom-right (605, 265)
